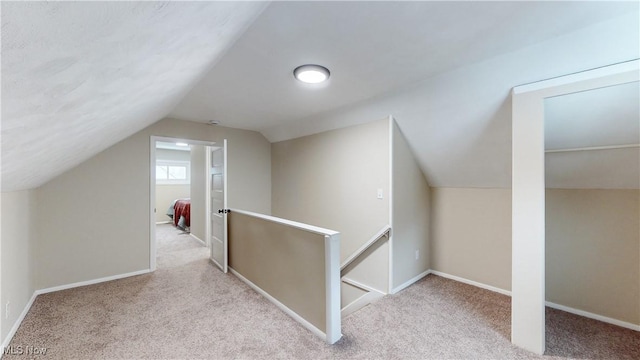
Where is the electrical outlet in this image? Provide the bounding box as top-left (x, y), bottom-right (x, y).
top-left (377, 189), bottom-right (383, 199)
top-left (5, 302), bottom-right (9, 319)
top-left (415, 249), bottom-right (420, 260)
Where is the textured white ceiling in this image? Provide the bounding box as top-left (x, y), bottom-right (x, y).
top-left (1, 1), bottom-right (267, 191)
top-left (3, 1), bottom-right (639, 192)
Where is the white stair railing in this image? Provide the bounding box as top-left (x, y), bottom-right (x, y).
top-left (340, 225), bottom-right (391, 275)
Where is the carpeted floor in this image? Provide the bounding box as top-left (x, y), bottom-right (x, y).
top-left (5, 224), bottom-right (639, 359)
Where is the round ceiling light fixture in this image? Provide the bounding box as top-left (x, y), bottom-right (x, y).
top-left (293, 64), bottom-right (330, 84)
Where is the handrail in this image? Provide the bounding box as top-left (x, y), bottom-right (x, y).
top-left (230, 209), bottom-right (339, 237)
top-left (340, 225), bottom-right (391, 272)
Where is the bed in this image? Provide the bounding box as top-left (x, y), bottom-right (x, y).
top-left (166, 198), bottom-right (190, 231)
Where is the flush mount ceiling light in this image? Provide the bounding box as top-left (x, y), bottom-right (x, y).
top-left (293, 64), bottom-right (330, 84)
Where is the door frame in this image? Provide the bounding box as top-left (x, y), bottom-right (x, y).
top-left (149, 136), bottom-right (217, 271)
top-left (511, 60), bottom-right (639, 354)
top-left (205, 139), bottom-right (229, 273)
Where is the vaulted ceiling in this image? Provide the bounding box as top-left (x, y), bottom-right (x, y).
top-left (2, 1), bottom-right (639, 192)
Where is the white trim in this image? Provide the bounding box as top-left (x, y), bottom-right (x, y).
top-left (545, 144), bottom-right (640, 153)
top-left (1, 269), bottom-right (151, 353)
top-left (388, 115), bottom-right (395, 294)
top-left (390, 269), bottom-right (431, 294)
top-left (513, 60), bottom-right (639, 94)
top-left (429, 271), bottom-right (640, 332)
top-left (324, 234), bottom-right (342, 344)
top-left (545, 301), bottom-right (640, 332)
top-left (1, 292), bottom-right (37, 352)
top-left (154, 159), bottom-right (191, 185)
top-left (150, 138), bottom-right (157, 271)
top-left (210, 257), bottom-right (223, 270)
top-left (36, 269), bottom-right (151, 295)
top-left (230, 209), bottom-right (339, 236)
top-left (511, 60), bottom-right (640, 355)
top-left (222, 139), bottom-right (228, 273)
top-left (429, 270), bottom-right (511, 296)
top-left (155, 221), bottom-right (171, 225)
top-left (341, 277), bottom-right (386, 295)
top-left (205, 146), bottom-right (212, 254)
top-left (341, 289), bottom-right (385, 318)
top-left (150, 136), bottom-right (218, 273)
top-left (189, 233), bottom-right (206, 247)
top-left (229, 267), bottom-right (330, 342)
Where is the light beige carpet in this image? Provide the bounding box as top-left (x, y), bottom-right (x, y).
top-left (5, 224), bottom-right (639, 359)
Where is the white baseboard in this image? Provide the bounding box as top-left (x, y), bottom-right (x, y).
top-left (341, 277), bottom-right (386, 295)
top-left (156, 221), bottom-right (171, 225)
top-left (229, 267), bottom-right (330, 342)
top-left (429, 270), bottom-right (511, 296)
top-left (390, 269), bottom-right (431, 294)
top-left (429, 270), bottom-right (639, 332)
top-left (36, 269), bottom-right (152, 295)
top-left (1, 268), bottom-right (152, 356)
top-left (189, 233), bottom-right (206, 246)
top-left (1, 292), bottom-right (37, 353)
top-left (545, 301), bottom-right (640, 332)
top-left (341, 288), bottom-right (384, 318)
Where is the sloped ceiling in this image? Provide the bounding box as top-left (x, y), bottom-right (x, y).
top-left (2, 1), bottom-right (639, 192)
top-left (545, 82), bottom-right (639, 189)
top-left (1, 1), bottom-right (267, 191)
top-left (171, 1), bottom-right (639, 188)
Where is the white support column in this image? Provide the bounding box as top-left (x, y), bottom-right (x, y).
top-left (324, 234), bottom-right (342, 344)
top-left (511, 93), bottom-right (546, 355)
top-left (510, 59), bottom-right (639, 355)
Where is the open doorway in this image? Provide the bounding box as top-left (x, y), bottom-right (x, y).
top-left (544, 82), bottom-right (639, 330)
top-left (149, 136), bottom-right (218, 271)
top-left (511, 60), bottom-right (639, 354)
top-left (155, 141), bottom-right (192, 231)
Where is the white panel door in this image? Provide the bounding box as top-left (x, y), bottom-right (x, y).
top-left (210, 140), bottom-right (228, 272)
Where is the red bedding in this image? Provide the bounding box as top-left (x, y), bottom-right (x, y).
top-left (173, 199), bottom-right (191, 228)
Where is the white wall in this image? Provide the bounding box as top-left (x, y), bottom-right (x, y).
top-left (272, 118), bottom-right (390, 293)
top-left (1, 190), bottom-right (36, 344)
top-left (35, 118), bottom-right (271, 290)
top-left (391, 121), bottom-right (431, 291)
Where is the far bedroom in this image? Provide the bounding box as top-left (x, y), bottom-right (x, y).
top-left (155, 141), bottom-right (192, 232)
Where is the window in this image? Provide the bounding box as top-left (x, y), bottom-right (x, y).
top-left (156, 161), bottom-right (190, 185)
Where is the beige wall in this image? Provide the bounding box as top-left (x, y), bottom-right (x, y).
top-left (228, 211), bottom-right (328, 332)
top-left (546, 189), bottom-right (640, 325)
top-left (35, 118), bottom-right (271, 289)
top-left (1, 190), bottom-right (36, 342)
top-left (156, 148), bottom-right (190, 162)
top-left (430, 187), bottom-right (639, 326)
top-left (391, 121), bottom-right (431, 290)
top-left (189, 145), bottom-right (207, 242)
top-left (272, 118), bottom-right (390, 293)
top-left (155, 184), bottom-right (190, 223)
top-left (430, 187), bottom-right (512, 291)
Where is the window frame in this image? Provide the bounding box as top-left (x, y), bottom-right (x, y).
top-left (155, 160), bottom-right (190, 185)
